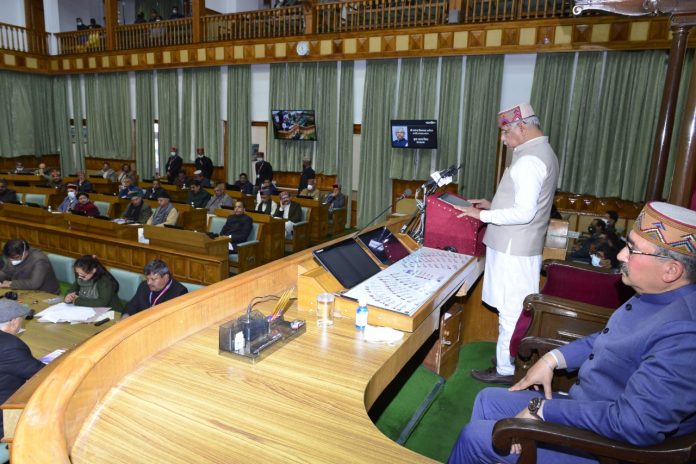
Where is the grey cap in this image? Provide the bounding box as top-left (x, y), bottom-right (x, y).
top-left (0, 299), bottom-right (30, 323)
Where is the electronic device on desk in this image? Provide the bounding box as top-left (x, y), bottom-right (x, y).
top-left (313, 238), bottom-right (382, 289)
top-left (357, 227), bottom-right (410, 266)
top-left (227, 184), bottom-right (240, 192)
top-left (219, 288), bottom-right (304, 362)
top-left (94, 215), bottom-right (112, 221)
top-left (69, 209), bottom-right (87, 216)
top-left (220, 204), bottom-right (235, 210)
top-left (207, 232), bottom-right (219, 239)
top-left (24, 202), bottom-right (43, 208)
top-left (296, 195), bottom-right (316, 200)
top-left (163, 224), bottom-right (184, 230)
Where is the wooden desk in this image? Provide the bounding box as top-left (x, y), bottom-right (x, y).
top-left (0, 217), bottom-right (228, 285)
top-left (2, 290), bottom-right (117, 441)
top-left (143, 225), bottom-right (230, 261)
top-left (8, 219), bottom-right (485, 464)
top-left (214, 209), bottom-right (285, 263)
top-left (0, 203), bottom-right (64, 226)
top-left (64, 177), bottom-right (119, 195)
top-left (3, 175), bottom-right (47, 187)
top-left (229, 190), bottom-right (256, 210)
top-left (64, 214), bottom-right (139, 241)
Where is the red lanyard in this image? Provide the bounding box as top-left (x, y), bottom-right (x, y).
top-left (149, 279), bottom-right (173, 307)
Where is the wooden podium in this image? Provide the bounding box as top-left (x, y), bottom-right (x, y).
top-left (143, 225), bottom-right (230, 259)
top-left (65, 214), bottom-right (139, 241)
top-left (0, 203), bottom-right (65, 226)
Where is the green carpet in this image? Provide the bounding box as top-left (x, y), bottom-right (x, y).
top-left (375, 342), bottom-right (503, 463)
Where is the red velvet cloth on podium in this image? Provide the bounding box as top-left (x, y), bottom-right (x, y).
top-left (423, 193), bottom-right (486, 256)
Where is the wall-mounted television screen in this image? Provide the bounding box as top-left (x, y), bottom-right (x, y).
top-left (390, 119), bottom-right (438, 149)
top-left (271, 110), bottom-right (318, 141)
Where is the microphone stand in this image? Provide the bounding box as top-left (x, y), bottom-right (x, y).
top-left (353, 192), bottom-right (411, 241)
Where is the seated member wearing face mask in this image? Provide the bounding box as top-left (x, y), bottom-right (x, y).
top-left (0, 239), bottom-right (60, 294)
top-left (57, 183), bottom-right (79, 212)
top-left (298, 177), bottom-right (321, 200)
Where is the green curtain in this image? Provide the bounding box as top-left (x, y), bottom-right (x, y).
top-left (227, 65), bottom-right (252, 182)
top-left (135, 71), bottom-right (156, 178)
top-left (314, 61), bottom-right (338, 174)
top-left (157, 69), bottom-right (180, 166)
top-left (84, 73), bottom-right (131, 159)
top-left (530, 53), bottom-right (576, 162)
top-left (437, 56), bottom-right (464, 176)
top-left (0, 71), bottom-right (55, 157)
top-left (458, 55), bottom-right (504, 199)
top-left (268, 63), bottom-right (317, 172)
top-left (336, 61), bottom-right (354, 227)
top-left (51, 76), bottom-right (75, 174)
top-left (389, 58), bottom-right (439, 180)
top-left (357, 60), bottom-right (398, 228)
top-left (181, 67), bottom-right (221, 167)
top-left (663, 49), bottom-right (694, 199)
top-left (70, 75), bottom-right (87, 170)
top-left (559, 51), bottom-right (666, 200)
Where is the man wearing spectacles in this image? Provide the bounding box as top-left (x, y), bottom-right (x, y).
top-left (450, 201), bottom-right (696, 464)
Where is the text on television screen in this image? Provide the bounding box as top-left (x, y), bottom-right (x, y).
top-left (390, 120), bottom-right (437, 149)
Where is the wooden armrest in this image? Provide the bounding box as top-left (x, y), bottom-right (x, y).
top-left (542, 259), bottom-right (621, 276)
top-left (524, 293), bottom-right (617, 321)
top-left (492, 418), bottom-right (696, 464)
top-left (517, 336), bottom-right (566, 359)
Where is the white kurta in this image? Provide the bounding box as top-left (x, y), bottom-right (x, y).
top-left (479, 150), bottom-right (547, 375)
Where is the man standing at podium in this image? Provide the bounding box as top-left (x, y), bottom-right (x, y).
top-left (455, 103), bottom-right (559, 384)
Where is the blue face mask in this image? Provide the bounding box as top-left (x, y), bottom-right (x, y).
top-left (590, 254), bottom-right (601, 267)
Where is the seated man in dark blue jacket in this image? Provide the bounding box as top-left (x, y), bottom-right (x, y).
top-left (220, 201), bottom-right (253, 254)
top-left (122, 259), bottom-right (188, 319)
top-left (0, 300), bottom-right (45, 439)
top-left (449, 201), bottom-right (696, 464)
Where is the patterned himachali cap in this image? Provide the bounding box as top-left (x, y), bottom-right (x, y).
top-left (498, 103), bottom-right (535, 128)
top-left (633, 202), bottom-right (696, 256)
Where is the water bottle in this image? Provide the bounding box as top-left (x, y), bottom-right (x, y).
top-left (356, 299), bottom-right (368, 331)
top-left (47, 205), bottom-right (52, 213)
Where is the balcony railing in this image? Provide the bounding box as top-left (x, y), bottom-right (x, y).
top-left (55, 29), bottom-right (107, 55)
top-left (0, 21), bottom-right (48, 54)
top-left (315, 0), bottom-right (448, 33)
top-left (462, 0), bottom-right (574, 22)
top-left (116, 18), bottom-right (193, 50)
top-left (202, 6), bottom-right (305, 42)
top-left (1, 0), bottom-right (591, 57)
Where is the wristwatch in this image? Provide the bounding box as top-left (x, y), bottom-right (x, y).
top-left (528, 397), bottom-right (544, 420)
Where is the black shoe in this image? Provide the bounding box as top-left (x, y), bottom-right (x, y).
top-left (491, 355), bottom-right (497, 367)
top-left (471, 367), bottom-right (514, 385)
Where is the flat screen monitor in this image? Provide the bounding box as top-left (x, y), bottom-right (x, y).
top-left (312, 238), bottom-right (381, 289)
top-left (390, 119), bottom-right (438, 149)
top-left (271, 110), bottom-right (317, 141)
top-left (357, 227), bottom-right (410, 266)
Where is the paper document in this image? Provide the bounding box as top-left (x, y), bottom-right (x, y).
top-left (35, 303), bottom-right (111, 324)
top-left (40, 349), bottom-right (66, 364)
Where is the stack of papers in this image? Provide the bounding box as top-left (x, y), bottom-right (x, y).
top-left (35, 303), bottom-right (111, 324)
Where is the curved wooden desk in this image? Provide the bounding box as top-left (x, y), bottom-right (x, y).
top-left (11, 237), bottom-right (475, 463)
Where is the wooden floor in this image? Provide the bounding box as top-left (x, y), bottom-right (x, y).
top-left (70, 304), bottom-right (436, 463)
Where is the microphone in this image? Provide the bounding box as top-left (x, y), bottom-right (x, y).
top-left (353, 189), bottom-right (413, 240)
top-left (396, 188), bottom-right (413, 201)
top-left (424, 164), bottom-right (463, 188)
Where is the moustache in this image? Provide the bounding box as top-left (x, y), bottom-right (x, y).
top-left (620, 263), bottom-right (629, 276)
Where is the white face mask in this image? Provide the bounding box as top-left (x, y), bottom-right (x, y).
top-left (590, 254), bottom-right (601, 267)
top-left (170, 152), bottom-right (176, 157)
top-left (10, 259), bottom-right (23, 266)
top-left (307, 185), bottom-right (313, 191)
top-left (257, 157), bottom-right (263, 162)
top-left (67, 191), bottom-right (76, 199)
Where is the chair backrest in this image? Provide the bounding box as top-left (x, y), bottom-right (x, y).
top-left (93, 201), bottom-right (111, 217)
top-left (541, 260), bottom-right (634, 308)
top-left (247, 222), bottom-right (259, 241)
top-left (16, 192), bottom-right (25, 204)
top-left (24, 193), bottom-right (46, 206)
top-left (181, 282), bottom-right (204, 293)
top-left (108, 267), bottom-right (144, 302)
top-left (208, 216), bottom-right (227, 235)
top-left (47, 253), bottom-right (75, 284)
top-left (300, 207), bottom-right (310, 222)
